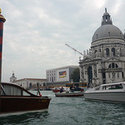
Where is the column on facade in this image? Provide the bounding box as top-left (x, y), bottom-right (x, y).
top-left (91, 65), bottom-right (94, 86)
top-left (84, 65), bottom-right (88, 83)
top-left (79, 66), bottom-right (83, 82)
top-left (121, 62), bottom-right (125, 81)
top-left (96, 62), bottom-right (102, 85)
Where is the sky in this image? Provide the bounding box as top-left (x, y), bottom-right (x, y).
top-left (0, 0), bottom-right (125, 82)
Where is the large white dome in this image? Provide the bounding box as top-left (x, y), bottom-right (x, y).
top-left (92, 8), bottom-right (125, 43)
top-left (92, 24), bottom-right (124, 42)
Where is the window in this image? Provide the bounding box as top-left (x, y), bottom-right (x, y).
top-left (108, 63), bottom-right (118, 68)
top-left (115, 64), bottom-right (118, 68)
top-left (122, 72), bottom-right (124, 78)
top-left (106, 48), bottom-right (109, 56)
top-left (108, 32), bottom-right (110, 36)
top-left (109, 64), bottom-right (111, 68)
top-left (108, 84), bottom-right (123, 90)
top-left (112, 63), bottom-right (115, 68)
top-left (111, 48), bottom-right (115, 56)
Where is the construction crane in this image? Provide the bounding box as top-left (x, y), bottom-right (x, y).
top-left (65, 43), bottom-right (84, 56)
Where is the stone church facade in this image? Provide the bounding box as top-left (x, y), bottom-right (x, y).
top-left (79, 9), bottom-right (125, 87)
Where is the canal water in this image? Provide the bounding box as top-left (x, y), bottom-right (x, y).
top-left (0, 91), bottom-right (125, 125)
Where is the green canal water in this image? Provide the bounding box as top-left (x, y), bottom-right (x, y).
top-left (0, 91), bottom-right (125, 125)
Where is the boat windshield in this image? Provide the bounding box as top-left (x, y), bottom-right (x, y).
top-left (95, 86), bottom-right (100, 90)
top-left (102, 84), bottom-right (123, 90)
top-left (1, 83), bottom-right (36, 96)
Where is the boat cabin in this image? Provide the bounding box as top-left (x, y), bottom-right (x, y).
top-left (0, 82), bottom-right (37, 97)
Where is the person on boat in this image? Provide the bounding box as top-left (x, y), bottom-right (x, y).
top-left (60, 87), bottom-right (64, 93)
top-left (66, 88), bottom-right (69, 93)
top-left (37, 83), bottom-right (42, 96)
top-left (70, 86), bottom-right (74, 92)
top-left (80, 88), bottom-right (84, 92)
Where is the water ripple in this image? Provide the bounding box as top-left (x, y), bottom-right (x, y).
top-left (0, 91), bottom-right (125, 125)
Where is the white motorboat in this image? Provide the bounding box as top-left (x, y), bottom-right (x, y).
top-left (84, 82), bottom-right (125, 103)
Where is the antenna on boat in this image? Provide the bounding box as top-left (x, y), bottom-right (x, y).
top-left (0, 9), bottom-right (6, 95)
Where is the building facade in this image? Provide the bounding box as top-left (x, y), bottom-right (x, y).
top-left (14, 78), bottom-right (46, 89)
top-left (46, 65), bottom-right (79, 83)
top-left (79, 9), bottom-right (125, 87)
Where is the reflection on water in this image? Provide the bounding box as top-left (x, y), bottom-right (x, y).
top-left (0, 91), bottom-right (125, 125)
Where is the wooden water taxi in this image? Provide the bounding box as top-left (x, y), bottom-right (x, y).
top-left (0, 82), bottom-right (51, 115)
top-left (0, 10), bottom-right (51, 115)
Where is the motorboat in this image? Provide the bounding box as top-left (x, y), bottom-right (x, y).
top-left (0, 82), bottom-right (51, 115)
top-left (53, 86), bottom-right (84, 93)
top-left (55, 91), bottom-right (84, 97)
top-left (52, 87), bottom-right (61, 93)
top-left (84, 82), bottom-right (125, 103)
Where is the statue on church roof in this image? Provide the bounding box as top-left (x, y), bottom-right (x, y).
top-left (10, 72), bottom-right (17, 83)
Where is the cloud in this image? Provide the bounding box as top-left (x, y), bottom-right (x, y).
top-left (0, 0), bottom-right (125, 82)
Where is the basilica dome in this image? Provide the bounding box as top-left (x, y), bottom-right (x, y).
top-left (92, 9), bottom-right (124, 42)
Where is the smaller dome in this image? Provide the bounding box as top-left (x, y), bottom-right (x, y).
top-left (92, 24), bottom-right (124, 42)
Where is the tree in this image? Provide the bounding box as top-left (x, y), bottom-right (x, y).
top-left (71, 68), bottom-right (80, 82)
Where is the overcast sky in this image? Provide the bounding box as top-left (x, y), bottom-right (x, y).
top-left (0, 0), bottom-right (125, 82)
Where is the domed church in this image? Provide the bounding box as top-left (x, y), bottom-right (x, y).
top-left (79, 8), bottom-right (125, 87)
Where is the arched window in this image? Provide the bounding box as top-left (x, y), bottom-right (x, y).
top-left (111, 48), bottom-right (115, 56)
top-left (116, 64), bottom-right (118, 68)
top-left (95, 50), bottom-right (97, 53)
top-left (108, 63), bottom-right (118, 68)
top-left (112, 63), bottom-right (115, 68)
top-left (106, 48), bottom-right (109, 56)
top-left (109, 64), bottom-right (111, 68)
top-left (29, 83), bottom-right (32, 89)
top-left (122, 72), bottom-right (124, 78)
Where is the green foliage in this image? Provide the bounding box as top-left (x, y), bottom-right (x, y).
top-left (71, 68), bottom-right (80, 82)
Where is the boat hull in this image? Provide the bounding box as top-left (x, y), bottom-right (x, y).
top-left (55, 92), bottom-right (84, 97)
top-left (0, 96), bottom-right (51, 114)
top-left (84, 92), bottom-right (125, 103)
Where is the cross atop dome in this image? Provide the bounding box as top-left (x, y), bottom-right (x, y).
top-left (101, 8), bottom-right (112, 25)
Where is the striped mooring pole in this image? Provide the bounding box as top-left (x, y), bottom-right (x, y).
top-left (0, 9), bottom-right (6, 84)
